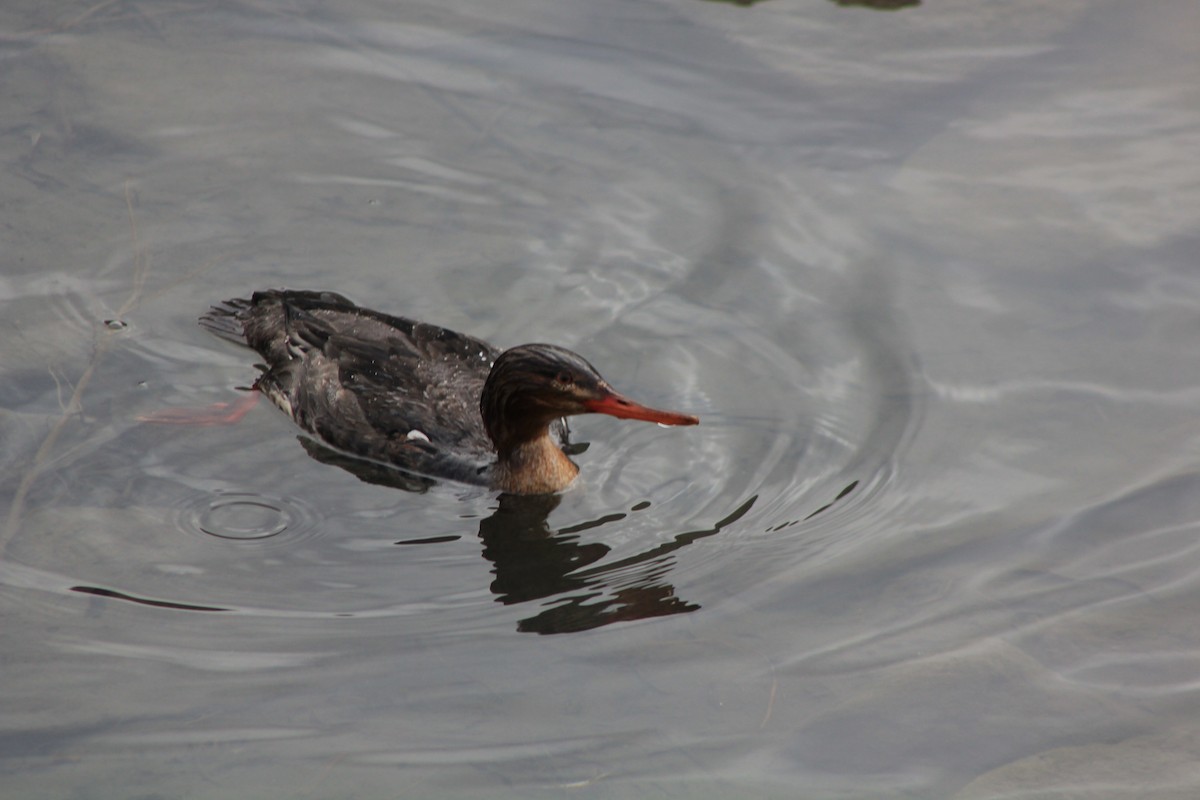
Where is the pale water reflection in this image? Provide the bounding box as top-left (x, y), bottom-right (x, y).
top-left (2, 0), bottom-right (1200, 797)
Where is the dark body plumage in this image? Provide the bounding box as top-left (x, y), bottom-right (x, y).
top-left (200, 290), bottom-right (698, 494)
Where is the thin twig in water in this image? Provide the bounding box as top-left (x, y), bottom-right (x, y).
top-left (40, 0), bottom-right (123, 35)
top-left (1, 180), bottom-right (150, 558)
top-left (759, 674), bottom-right (778, 729)
top-left (49, 366), bottom-right (71, 416)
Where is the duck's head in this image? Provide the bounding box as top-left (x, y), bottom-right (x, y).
top-left (480, 343), bottom-right (698, 451)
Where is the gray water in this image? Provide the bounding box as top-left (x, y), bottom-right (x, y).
top-left (3, 0), bottom-right (1200, 797)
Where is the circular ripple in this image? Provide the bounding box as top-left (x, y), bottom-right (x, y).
top-left (199, 496), bottom-right (289, 539)
top-left (178, 492), bottom-right (321, 544)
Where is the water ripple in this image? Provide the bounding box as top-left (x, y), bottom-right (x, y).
top-left (176, 491), bottom-right (321, 545)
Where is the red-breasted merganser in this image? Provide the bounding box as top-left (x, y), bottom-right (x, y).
top-left (200, 290), bottom-right (699, 494)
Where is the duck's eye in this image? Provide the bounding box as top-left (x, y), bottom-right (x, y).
top-left (555, 371), bottom-right (574, 387)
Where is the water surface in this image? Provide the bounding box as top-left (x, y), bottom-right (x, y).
top-left (3, 0), bottom-right (1200, 797)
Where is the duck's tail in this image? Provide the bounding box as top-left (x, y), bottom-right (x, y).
top-left (198, 297), bottom-right (253, 344)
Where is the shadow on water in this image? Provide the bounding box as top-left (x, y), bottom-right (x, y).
top-left (63, 473), bottom-right (857, 633)
top-left (829, 0), bottom-right (919, 10)
top-left (698, 0), bottom-right (920, 8)
top-left (69, 585), bottom-right (229, 613)
top-left (477, 493), bottom-right (758, 635)
top-left (300, 437), bottom-right (769, 634)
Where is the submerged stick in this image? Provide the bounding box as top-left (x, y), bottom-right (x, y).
top-left (1, 181), bottom-right (149, 557)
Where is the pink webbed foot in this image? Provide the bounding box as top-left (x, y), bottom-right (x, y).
top-left (139, 392), bottom-right (260, 426)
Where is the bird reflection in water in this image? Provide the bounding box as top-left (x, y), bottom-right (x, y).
top-left (303, 436), bottom-right (755, 635)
